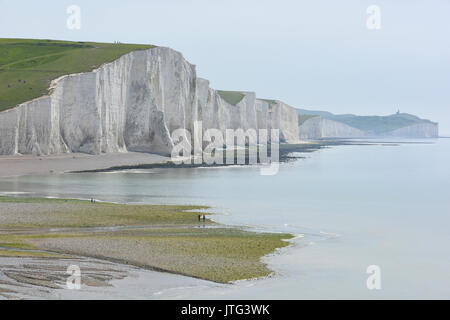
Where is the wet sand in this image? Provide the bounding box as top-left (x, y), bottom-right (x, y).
top-left (0, 152), bottom-right (169, 178)
top-left (0, 197), bottom-right (290, 299)
top-left (0, 256), bottom-right (214, 300)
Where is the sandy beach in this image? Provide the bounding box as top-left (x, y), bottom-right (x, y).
top-left (0, 152), bottom-right (169, 178)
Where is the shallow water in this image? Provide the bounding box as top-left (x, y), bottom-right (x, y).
top-left (1, 139), bottom-right (449, 299)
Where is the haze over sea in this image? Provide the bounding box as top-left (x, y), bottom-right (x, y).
top-left (1, 138), bottom-right (449, 299)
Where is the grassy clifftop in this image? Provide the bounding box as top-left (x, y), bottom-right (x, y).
top-left (217, 90), bottom-right (245, 105)
top-left (0, 38), bottom-right (154, 112)
top-left (331, 113), bottom-right (437, 134)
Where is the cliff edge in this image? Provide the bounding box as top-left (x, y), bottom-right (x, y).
top-left (0, 46), bottom-right (299, 156)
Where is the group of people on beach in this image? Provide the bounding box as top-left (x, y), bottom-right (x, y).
top-left (198, 215), bottom-right (206, 222)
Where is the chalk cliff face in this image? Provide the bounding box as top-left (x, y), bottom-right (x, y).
top-left (256, 99), bottom-right (300, 143)
top-left (195, 83), bottom-right (299, 145)
top-left (299, 117), bottom-right (366, 139)
top-left (385, 123), bottom-right (439, 138)
top-left (0, 47), bottom-right (299, 156)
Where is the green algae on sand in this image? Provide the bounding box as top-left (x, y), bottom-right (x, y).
top-left (0, 196), bottom-right (293, 283)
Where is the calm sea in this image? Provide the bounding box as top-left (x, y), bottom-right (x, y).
top-left (1, 138), bottom-right (449, 299)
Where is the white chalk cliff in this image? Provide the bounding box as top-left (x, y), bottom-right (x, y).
top-left (299, 117), bottom-right (366, 139)
top-left (0, 47), bottom-right (300, 156)
top-left (385, 123), bottom-right (439, 138)
top-left (298, 116), bottom-right (439, 139)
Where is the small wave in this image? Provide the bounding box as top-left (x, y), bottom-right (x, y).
top-left (283, 223), bottom-right (321, 231)
top-left (0, 191), bottom-right (32, 195)
top-left (153, 284), bottom-right (218, 296)
top-left (196, 165), bottom-right (250, 170)
top-left (96, 169), bottom-right (158, 174)
top-left (319, 230), bottom-right (341, 238)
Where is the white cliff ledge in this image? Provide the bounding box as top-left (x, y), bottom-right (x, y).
top-left (0, 47), bottom-right (300, 156)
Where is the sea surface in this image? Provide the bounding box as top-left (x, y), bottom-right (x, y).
top-left (1, 138), bottom-right (449, 299)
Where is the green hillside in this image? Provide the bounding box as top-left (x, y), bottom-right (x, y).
top-left (217, 90), bottom-right (245, 105)
top-left (298, 114), bottom-right (318, 126)
top-left (0, 38), bottom-right (154, 112)
top-left (297, 108), bottom-right (436, 134)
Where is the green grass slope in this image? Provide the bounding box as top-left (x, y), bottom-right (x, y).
top-left (332, 113), bottom-right (436, 134)
top-left (217, 90), bottom-right (245, 105)
top-left (297, 108), bottom-right (436, 134)
top-left (298, 114), bottom-right (318, 126)
top-left (0, 38), bottom-right (154, 112)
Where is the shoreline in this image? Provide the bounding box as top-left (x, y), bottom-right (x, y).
top-left (0, 139), bottom-right (426, 179)
top-left (0, 152), bottom-right (169, 178)
top-left (0, 140), bottom-right (358, 178)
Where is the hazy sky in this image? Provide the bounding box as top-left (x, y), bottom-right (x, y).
top-left (1, 0), bottom-right (449, 134)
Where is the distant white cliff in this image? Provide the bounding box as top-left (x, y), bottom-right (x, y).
top-left (385, 123), bottom-right (438, 138)
top-left (298, 116), bottom-right (439, 139)
top-left (299, 117), bottom-right (366, 139)
top-left (0, 47), bottom-right (299, 156)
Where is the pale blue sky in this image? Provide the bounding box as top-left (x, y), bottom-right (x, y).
top-left (1, 0), bottom-right (449, 134)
